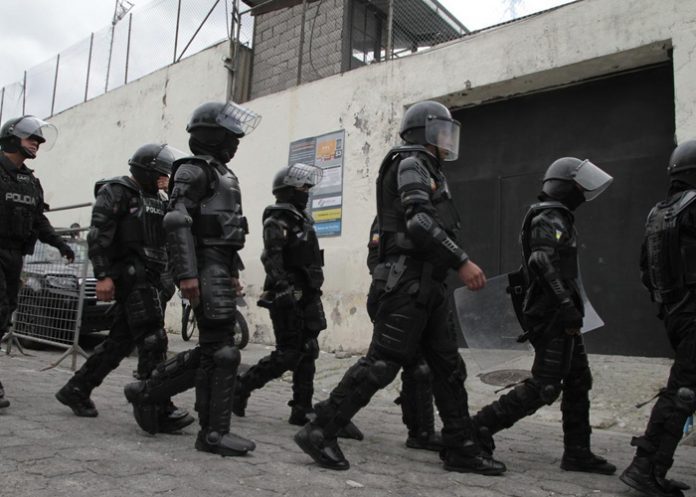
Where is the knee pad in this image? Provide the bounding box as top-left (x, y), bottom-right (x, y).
top-left (676, 387), bottom-right (696, 412)
top-left (212, 345), bottom-right (241, 371)
top-left (529, 378), bottom-right (562, 405)
top-left (410, 358), bottom-right (432, 383)
top-left (368, 360), bottom-right (400, 388)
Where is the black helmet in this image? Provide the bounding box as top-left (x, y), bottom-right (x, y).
top-left (541, 157), bottom-right (613, 210)
top-left (272, 163), bottom-right (323, 210)
top-left (186, 101), bottom-right (261, 163)
top-left (667, 140), bottom-right (696, 175)
top-left (129, 143), bottom-right (183, 193)
top-left (399, 100), bottom-right (460, 161)
top-left (0, 115), bottom-right (58, 158)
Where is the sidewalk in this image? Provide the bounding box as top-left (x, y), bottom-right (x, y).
top-left (1, 337), bottom-right (694, 497)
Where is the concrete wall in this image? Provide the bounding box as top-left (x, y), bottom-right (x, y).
top-left (29, 0), bottom-right (696, 352)
top-left (250, 0), bottom-right (345, 99)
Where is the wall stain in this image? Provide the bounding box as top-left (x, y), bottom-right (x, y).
top-left (331, 302), bottom-right (342, 326)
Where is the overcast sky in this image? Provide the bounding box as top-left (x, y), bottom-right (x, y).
top-left (0, 0), bottom-right (573, 90)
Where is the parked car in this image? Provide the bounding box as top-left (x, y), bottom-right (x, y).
top-left (13, 239), bottom-right (112, 342)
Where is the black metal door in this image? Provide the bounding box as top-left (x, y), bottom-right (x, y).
top-left (449, 62), bottom-right (675, 357)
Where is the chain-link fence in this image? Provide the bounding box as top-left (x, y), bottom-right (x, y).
top-left (247, 0), bottom-right (468, 99)
top-left (0, 0), bottom-right (253, 123)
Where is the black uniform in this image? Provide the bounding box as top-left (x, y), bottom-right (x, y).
top-left (620, 184), bottom-right (696, 496)
top-left (473, 156), bottom-right (615, 476)
top-left (56, 176), bottom-right (191, 430)
top-left (366, 217), bottom-right (441, 451)
top-left (294, 144), bottom-right (503, 473)
top-left (233, 202), bottom-right (326, 422)
top-left (0, 154), bottom-right (72, 340)
top-left (125, 156), bottom-right (255, 456)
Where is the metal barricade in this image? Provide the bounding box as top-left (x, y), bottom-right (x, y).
top-left (3, 206), bottom-right (98, 370)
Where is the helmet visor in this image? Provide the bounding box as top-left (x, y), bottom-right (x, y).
top-left (216, 102), bottom-right (262, 136)
top-left (13, 117), bottom-right (58, 150)
top-left (154, 145), bottom-right (186, 176)
top-left (283, 163), bottom-right (323, 189)
top-left (425, 116), bottom-right (460, 161)
top-left (573, 160), bottom-right (613, 201)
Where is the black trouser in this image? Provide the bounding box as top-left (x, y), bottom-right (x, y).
top-left (188, 247), bottom-right (242, 432)
top-left (473, 325), bottom-right (593, 448)
top-left (237, 291), bottom-right (324, 410)
top-left (0, 248), bottom-right (24, 341)
top-left (70, 260), bottom-right (166, 393)
top-left (314, 272), bottom-right (474, 449)
top-left (632, 302), bottom-right (696, 476)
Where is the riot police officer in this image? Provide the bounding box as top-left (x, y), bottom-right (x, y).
top-left (471, 157), bottom-right (616, 475)
top-left (620, 140), bottom-right (696, 497)
top-left (232, 163), bottom-right (329, 425)
top-left (124, 101), bottom-right (261, 457)
top-left (294, 100), bottom-right (504, 474)
top-left (55, 143), bottom-right (193, 433)
top-left (0, 115), bottom-right (74, 409)
top-left (367, 218), bottom-right (442, 451)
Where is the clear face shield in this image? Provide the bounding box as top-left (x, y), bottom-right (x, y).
top-left (13, 117), bottom-right (58, 150)
top-left (217, 102), bottom-right (262, 136)
top-left (425, 116), bottom-right (461, 162)
top-left (153, 145), bottom-right (186, 176)
top-left (572, 160), bottom-right (613, 201)
top-left (283, 163), bottom-right (324, 189)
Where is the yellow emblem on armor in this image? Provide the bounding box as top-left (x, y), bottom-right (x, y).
top-left (555, 229), bottom-right (562, 241)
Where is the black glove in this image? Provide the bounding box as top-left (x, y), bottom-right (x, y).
top-left (558, 299), bottom-right (583, 330)
top-left (59, 244), bottom-right (75, 263)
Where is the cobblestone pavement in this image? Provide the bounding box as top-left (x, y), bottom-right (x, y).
top-left (1, 338), bottom-right (694, 497)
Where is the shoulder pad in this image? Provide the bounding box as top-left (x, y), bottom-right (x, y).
top-left (378, 145), bottom-right (434, 176)
top-left (173, 155), bottom-right (213, 168)
top-left (94, 176), bottom-right (138, 198)
top-left (263, 203), bottom-right (305, 223)
top-left (671, 190), bottom-right (696, 217)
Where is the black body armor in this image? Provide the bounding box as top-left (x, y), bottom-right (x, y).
top-left (520, 201), bottom-right (582, 321)
top-left (261, 203), bottom-right (324, 290)
top-left (89, 176), bottom-right (167, 279)
top-left (642, 190), bottom-right (696, 304)
top-left (0, 156), bottom-right (61, 253)
top-left (376, 145), bottom-right (467, 277)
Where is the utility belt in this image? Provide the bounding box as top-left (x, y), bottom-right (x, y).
top-left (372, 255), bottom-right (446, 305)
top-left (192, 213), bottom-right (248, 242)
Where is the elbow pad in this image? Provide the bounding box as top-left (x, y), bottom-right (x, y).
top-left (406, 212), bottom-right (468, 268)
top-left (528, 249), bottom-right (570, 302)
top-left (163, 210), bottom-right (198, 281)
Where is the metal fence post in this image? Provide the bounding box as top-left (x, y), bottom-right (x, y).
top-left (0, 86), bottom-right (4, 124)
top-left (386, 0), bottom-right (394, 61)
top-left (84, 33), bottom-right (94, 102)
top-left (50, 54), bottom-right (60, 117)
top-left (125, 12), bottom-right (133, 84)
top-left (174, 0), bottom-right (182, 63)
top-left (22, 71), bottom-right (26, 115)
top-left (297, 0), bottom-right (308, 85)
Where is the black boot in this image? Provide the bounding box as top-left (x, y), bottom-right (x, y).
top-left (294, 422), bottom-right (350, 470)
top-left (56, 383), bottom-right (98, 417)
top-left (288, 402), bottom-right (313, 426)
top-left (474, 424), bottom-right (496, 457)
top-left (406, 430), bottom-right (443, 452)
top-left (158, 402), bottom-right (195, 433)
top-left (0, 381), bottom-right (9, 409)
top-left (561, 446), bottom-right (616, 475)
top-left (620, 456), bottom-right (685, 497)
top-left (440, 442), bottom-right (506, 476)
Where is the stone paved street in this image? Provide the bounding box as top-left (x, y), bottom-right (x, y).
top-left (1, 338), bottom-right (695, 497)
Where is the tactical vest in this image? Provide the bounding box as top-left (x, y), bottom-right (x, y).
top-left (96, 177), bottom-right (168, 272)
top-left (520, 201), bottom-right (578, 281)
top-left (0, 161), bottom-right (41, 247)
top-left (180, 158), bottom-right (247, 250)
top-left (644, 190), bottom-right (696, 304)
top-left (375, 145), bottom-right (462, 265)
top-left (264, 204), bottom-right (324, 289)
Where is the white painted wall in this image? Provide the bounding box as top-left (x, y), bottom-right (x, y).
top-left (27, 0), bottom-right (696, 352)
